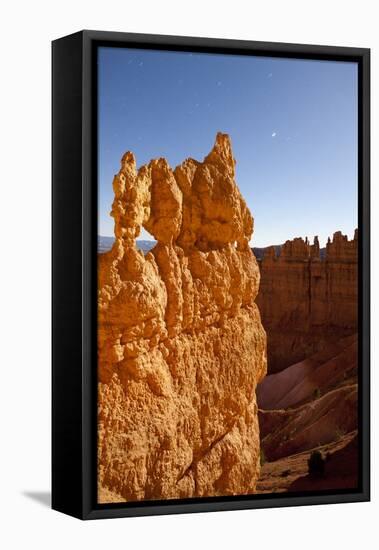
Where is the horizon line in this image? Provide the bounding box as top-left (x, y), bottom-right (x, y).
top-left (98, 228), bottom-right (358, 249)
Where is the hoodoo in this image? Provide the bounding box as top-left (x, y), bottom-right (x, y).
top-left (98, 133), bottom-right (267, 502)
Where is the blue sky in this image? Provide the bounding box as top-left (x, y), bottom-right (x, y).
top-left (98, 47), bottom-right (357, 247)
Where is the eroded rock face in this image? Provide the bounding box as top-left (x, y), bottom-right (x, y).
top-left (98, 133), bottom-right (267, 503)
top-left (256, 231), bottom-right (358, 373)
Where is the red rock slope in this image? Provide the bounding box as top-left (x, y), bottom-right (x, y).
top-left (256, 334), bottom-right (358, 492)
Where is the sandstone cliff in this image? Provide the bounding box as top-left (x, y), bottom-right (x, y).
top-left (256, 231), bottom-right (358, 373)
top-left (97, 133), bottom-right (267, 503)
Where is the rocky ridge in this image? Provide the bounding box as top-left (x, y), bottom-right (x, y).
top-left (256, 231), bottom-right (358, 373)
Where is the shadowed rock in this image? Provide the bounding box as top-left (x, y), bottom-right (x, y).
top-left (256, 231), bottom-right (358, 373)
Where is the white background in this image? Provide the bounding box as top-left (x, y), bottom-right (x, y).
top-left (0, 0), bottom-right (377, 548)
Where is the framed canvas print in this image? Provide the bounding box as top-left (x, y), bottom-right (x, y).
top-left (52, 30), bottom-right (370, 520)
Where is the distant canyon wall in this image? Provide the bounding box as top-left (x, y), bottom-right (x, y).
top-left (256, 231), bottom-right (358, 373)
top-left (98, 133), bottom-right (267, 502)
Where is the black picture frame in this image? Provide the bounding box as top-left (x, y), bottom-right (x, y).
top-left (52, 30), bottom-right (370, 520)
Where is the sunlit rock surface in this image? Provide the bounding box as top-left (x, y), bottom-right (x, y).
top-left (97, 133), bottom-right (267, 503)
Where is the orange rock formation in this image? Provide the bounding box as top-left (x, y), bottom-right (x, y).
top-left (256, 231), bottom-right (358, 373)
top-left (97, 133), bottom-right (267, 503)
